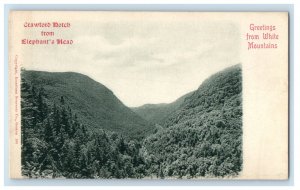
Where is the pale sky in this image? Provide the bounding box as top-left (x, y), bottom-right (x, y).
top-left (21, 12), bottom-right (241, 107)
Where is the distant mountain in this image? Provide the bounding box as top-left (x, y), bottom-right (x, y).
top-left (131, 91), bottom-right (193, 125)
top-left (142, 64), bottom-right (243, 177)
top-left (22, 70), bottom-right (154, 139)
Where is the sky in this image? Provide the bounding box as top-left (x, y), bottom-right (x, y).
top-left (21, 12), bottom-right (241, 107)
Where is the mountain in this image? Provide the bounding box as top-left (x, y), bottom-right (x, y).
top-left (21, 64), bottom-right (243, 178)
top-left (141, 64), bottom-right (243, 178)
top-left (21, 70), bottom-right (154, 139)
top-left (164, 64), bottom-right (242, 127)
top-left (131, 91), bottom-right (193, 125)
top-left (20, 76), bottom-right (149, 178)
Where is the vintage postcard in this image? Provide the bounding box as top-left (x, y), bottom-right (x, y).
top-left (8, 11), bottom-right (288, 179)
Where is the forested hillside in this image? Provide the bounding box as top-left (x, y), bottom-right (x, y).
top-left (22, 70), bottom-right (154, 139)
top-left (21, 78), bottom-right (148, 178)
top-left (142, 64), bottom-right (242, 178)
top-left (21, 64), bottom-right (242, 179)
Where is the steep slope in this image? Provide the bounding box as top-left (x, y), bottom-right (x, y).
top-left (20, 79), bottom-right (149, 178)
top-left (131, 91), bottom-right (193, 125)
top-left (142, 64), bottom-right (243, 178)
top-left (22, 70), bottom-right (154, 139)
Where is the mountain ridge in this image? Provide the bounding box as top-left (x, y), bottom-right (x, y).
top-left (21, 70), bottom-right (155, 139)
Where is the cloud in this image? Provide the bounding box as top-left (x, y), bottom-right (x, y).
top-left (22, 17), bottom-right (241, 107)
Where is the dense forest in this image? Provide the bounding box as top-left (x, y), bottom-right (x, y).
top-left (142, 65), bottom-right (242, 178)
top-left (21, 64), bottom-right (242, 179)
top-left (21, 77), bottom-right (149, 178)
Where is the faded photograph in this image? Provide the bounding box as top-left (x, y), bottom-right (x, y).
top-left (10, 12), bottom-right (288, 180)
top-left (18, 12), bottom-right (242, 179)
